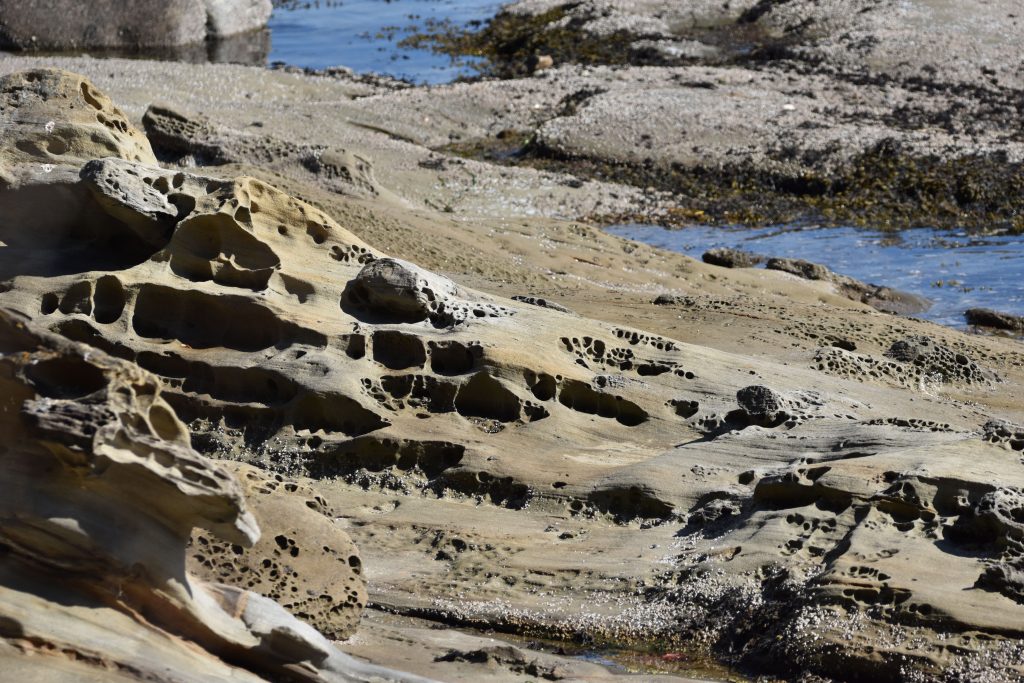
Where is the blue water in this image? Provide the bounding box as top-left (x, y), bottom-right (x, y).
top-left (268, 0), bottom-right (499, 83)
top-left (606, 224), bottom-right (1024, 331)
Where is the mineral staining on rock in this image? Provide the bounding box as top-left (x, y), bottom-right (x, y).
top-left (2, 66), bottom-right (1024, 682)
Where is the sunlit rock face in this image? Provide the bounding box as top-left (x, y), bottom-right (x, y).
top-left (1, 68), bottom-right (1024, 683)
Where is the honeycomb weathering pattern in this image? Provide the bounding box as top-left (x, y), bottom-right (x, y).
top-left (2, 68), bottom-right (1024, 681)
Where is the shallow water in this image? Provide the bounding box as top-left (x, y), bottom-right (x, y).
top-left (606, 224), bottom-right (1024, 331)
top-left (10, 1), bottom-right (496, 80)
top-left (268, 0), bottom-right (499, 82)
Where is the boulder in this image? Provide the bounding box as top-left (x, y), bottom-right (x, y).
top-left (735, 384), bottom-right (789, 425)
top-left (966, 307), bottom-right (1024, 332)
top-left (344, 257), bottom-right (462, 324)
top-left (204, 0), bottom-right (273, 37)
top-left (0, 0), bottom-right (208, 50)
top-left (0, 0), bottom-right (271, 51)
top-left (702, 247), bottom-right (764, 268)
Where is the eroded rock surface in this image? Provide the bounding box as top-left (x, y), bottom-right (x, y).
top-left (143, 103), bottom-right (394, 201)
top-left (0, 308), bottom-right (425, 682)
top-left (189, 462), bottom-right (368, 640)
top-left (2, 68), bottom-right (1024, 682)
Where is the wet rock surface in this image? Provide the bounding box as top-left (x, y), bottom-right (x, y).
top-left (701, 247), bottom-right (764, 269)
top-left (1, 43), bottom-right (1023, 683)
top-left (765, 257), bottom-right (932, 315)
top-left (967, 308), bottom-right (1024, 333)
top-left (702, 249), bottom-right (931, 315)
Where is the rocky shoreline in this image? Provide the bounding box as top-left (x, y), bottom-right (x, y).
top-left (409, 0), bottom-right (1024, 231)
top-left (1, 2), bottom-right (1024, 681)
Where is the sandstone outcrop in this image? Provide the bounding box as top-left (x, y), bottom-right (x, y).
top-left (0, 308), bottom-right (426, 682)
top-left (189, 462), bottom-right (368, 640)
top-left (765, 257), bottom-right (932, 315)
top-left (2, 68), bottom-right (1024, 682)
top-left (700, 248), bottom-right (931, 315)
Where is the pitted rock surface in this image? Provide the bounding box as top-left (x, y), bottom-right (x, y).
top-left (885, 336), bottom-right (994, 385)
top-left (1, 68), bottom-right (1024, 683)
top-left (0, 308), bottom-right (428, 682)
top-left (0, 69), bottom-right (155, 184)
top-left (189, 463), bottom-right (368, 640)
top-left (735, 385), bottom-right (789, 425)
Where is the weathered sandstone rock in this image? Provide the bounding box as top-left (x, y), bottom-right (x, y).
top-left (142, 102), bottom-right (394, 201)
top-left (2, 68), bottom-right (1024, 682)
top-left (0, 308), bottom-right (427, 681)
top-left (0, 68), bottom-right (155, 188)
top-left (0, 69), bottom-right (159, 277)
top-left (189, 462), bottom-right (368, 640)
